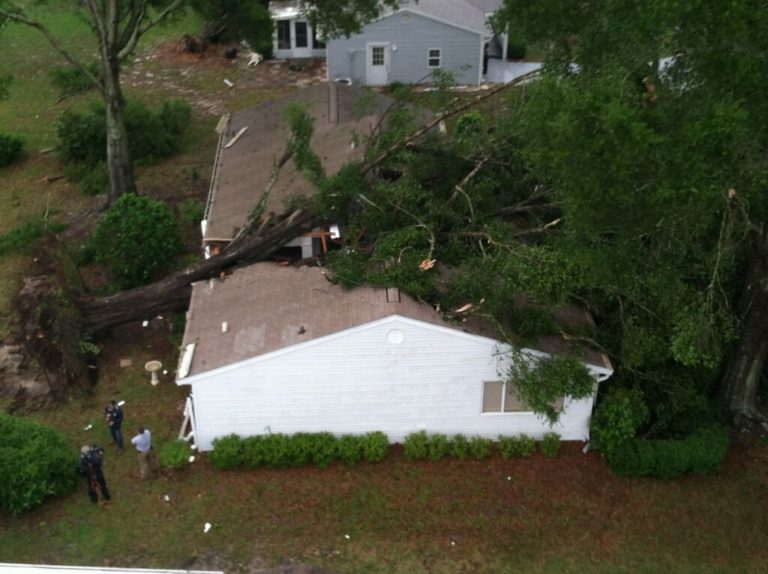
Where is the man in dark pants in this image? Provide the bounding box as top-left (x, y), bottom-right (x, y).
top-left (105, 400), bottom-right (124, 453)
top-left (79, 445), bottom-right (111, 505)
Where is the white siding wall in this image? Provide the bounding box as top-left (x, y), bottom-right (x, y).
top-left (185, 317), bottom-right (606, 450)
top-left (327, 12), bottom-right (483, 86)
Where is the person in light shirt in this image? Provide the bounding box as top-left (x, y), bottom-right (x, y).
top-left (130, 425), bottom-right (155, 479)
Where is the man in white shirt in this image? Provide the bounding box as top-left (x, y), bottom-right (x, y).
top-left (131, 426), bottom-right (155, 480)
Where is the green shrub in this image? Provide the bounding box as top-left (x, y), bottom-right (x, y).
top-left (68, 162), bottom-right (109, 196)
top-left (404, 431), bottom-right (429, 460)
top-left (0, 133), bottom-right (24, 167)
top-left (0, 216), bottom-right (66, 257)
top-left (242, 435), bottom-right (267, 468)
top-left (449, 434), bottom-right (470, 460)
top-left (540, 433), bottom-right (561, 457)
top-left (498, 434), bottom-right (536, 459)
top-left (337, 434), bottom-right (364, 465)
top-left (469, 436), bottom-right (493, 460)
top-left (262, 434), bottom-right (292, 468)
top-left (426, 434), bottom-right (450, 461)
top-left (607, 425), bottom-right (728, 478)
top-left (57, 98), bottom-right (191, 169)
top-left (0, 414), bottom-right (78, 514)
top-left (360, 431), bottom-right (390, 463)
top-left (309, 432), bottom-right (337, 468)
top-left (158, 439), bottom-right (191, 469)
top-left (89, 194), bottom-right (182, 288)
top-left (178, 197), bottom-right (206, 226)
top-left (210, 434), bottom-right (244, 469)
top-left (50, 62), bottom-right (100, 96)
top-left (591, 387), bottom-right (649, 455)
top-left (507, 37), bottom-right (527, 60)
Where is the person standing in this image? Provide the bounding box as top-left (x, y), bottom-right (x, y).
top-left (79, 445), bottom-right (111, 505)
top-left (105, 400), bottom-right (124, 453)
top-left (131, 426), bottom-right (155, 480)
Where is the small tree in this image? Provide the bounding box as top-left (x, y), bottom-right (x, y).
top-left (0, 414), bottom-right (78, 514)
top-left (89, 194), bottom-right (182, 289)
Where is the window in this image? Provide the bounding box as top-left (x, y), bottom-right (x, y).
top-left (428, 48), bottom-right (441, 68)
top-left (277, 21), bottom-right (291, 50)
top-left (482, 381), bottom-right (564, 413)
top-left (312, 28), bottom-right (326, 50)
top-left (295, 21), bottom-right (308, 48)
top-left (371, 46), bottom-right (385, 66)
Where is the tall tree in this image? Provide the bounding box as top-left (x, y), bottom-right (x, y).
top-left (494, 0), bottom-right (768, 426)
top-left (0, 0), bottom-right (185, 202)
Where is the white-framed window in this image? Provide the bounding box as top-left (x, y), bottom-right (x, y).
top-left (295, 21), bottom-right (308, 48)
top-left (482, 381), bottom-right (564, 413)
top-left (277, 20), bottom-right (291, 50)
top-left (428, 48), bottom-right (442, 68)
top-left (371, 45), bottom-right (386, 66)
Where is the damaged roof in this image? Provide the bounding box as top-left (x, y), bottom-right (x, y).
top-left (178, 263), bottom-right (611, 380)
top-left (204, 84), bottom-right (394, 243)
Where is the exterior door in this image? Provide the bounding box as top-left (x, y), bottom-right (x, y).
top-left (292, 21), bottom-right (312, 58)
top-left (366, 43), bottom-right (390, 86)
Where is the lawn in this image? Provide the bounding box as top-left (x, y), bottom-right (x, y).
top-left (1, 5), bottom-right (768, 574)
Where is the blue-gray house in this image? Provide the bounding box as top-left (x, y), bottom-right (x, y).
top-left (327, 0), bottom-right (500, 86)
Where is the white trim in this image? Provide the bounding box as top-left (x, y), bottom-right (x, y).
top-left (366, 42), bottom-right (390, 86)
top-left (427, 47), bottom-right (442, 68)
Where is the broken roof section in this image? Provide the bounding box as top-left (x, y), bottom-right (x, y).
top-left (178, 263), bottom-right (611, 380)
top-left (204, 84), bottom-right (394, 244)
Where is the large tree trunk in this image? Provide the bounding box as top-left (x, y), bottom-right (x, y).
top-left (103, 56), bottom-right (136, 202)
top-left (720, 226), bottom-right (768, 426)
top-left (77, 208), bottom-right (319, 332)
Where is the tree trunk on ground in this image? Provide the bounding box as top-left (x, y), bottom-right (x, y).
top-left (102, 54), bottom-right (136, 202)
top-left (721, 226), bottom-right (768, 426)
top-left (77, 208), bottom-right (319, 332)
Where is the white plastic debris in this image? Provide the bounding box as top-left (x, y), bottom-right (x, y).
top-left (117, 400), bottom-right (125, 406)
top-left (188, 455), bottom-right (196, 463)
top-left (344, 534), bottom-right (351, 540)
top-left (83, 424), bottom-right (93, 431)
top-left (142, 320), bottom-right (149, 327)
top-left (162, 370), bottom-right (168, 375)
top-left (163, 494), bottom-right (170, 502)
top-left (506, 476), bottom-right (511, 481)
top-left (451, 541), bottom-right (456, 547)
top-left (190, 444), bottom-right (198, 450)
top-left (156, 315), bottom-right (163, 320)
top-left (223, 78), bottom-right (234, 87)
top-left (203, 522), bottom-right (212, 533)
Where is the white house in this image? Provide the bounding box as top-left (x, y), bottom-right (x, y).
top-left (176, 263), bottom-right (613, 451)
top-left (270, 0), bottom-right (327, 60)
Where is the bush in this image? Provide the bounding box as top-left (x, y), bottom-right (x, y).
top-left (0, 414), bottom-right (78, 514)
top-left (404, 431), bottom-right (429, 460)
top-left (449, 434), bottom-right (470, 460)
top-left (469, 436), bottom-right (493, 460)
top-left (540, 433), bottom-right (561, 457)
top-left (89, 194), bottom-right (182, 288)
top-left (337, 434), bottom-right (364, 465)
top-left (76, 162), bottom-right (109, 196)
top-left (158, 439), bottom-right (191, 469)
top-left (309, 432), bottom-right (337, 469)
top-left (178, 197), bottom-right (206, 226)
top-left (50, 62), bottom-right (100, 96)
top-left (0, 217), bottom-right (66, 257)
top-left (57, 98), bottom-right (191, 169)
top-left (210, 434), bottom-right (244, 469)
top-left (498, 434), bottom-right (536, 459)
top-left (426, 434), bottom-right (450, 461)
top-left (0, 133), bottom-right (24, 167)
top-left (591, 387), bottom-right (649, 455)
top-left (360, 431), bottom-right (390, 463)
top-left (242, 435), bottom-right (267, 468)
top-left (507, 37), bottom-right (527, 60)
top-left (607, 425), bottom-right (728, 478)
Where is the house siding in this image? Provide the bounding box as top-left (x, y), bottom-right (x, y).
top-left (327, 11), bottom-right (483, 86)
top-left (185, 317), bottom-right (606, 450)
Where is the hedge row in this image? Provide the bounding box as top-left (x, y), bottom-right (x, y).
top-left (210, 432), bottom-right (390, 470)
top-left (605, 425), bottom-right (729, 478)
top-left (404, 431), bottom-right (562, 461)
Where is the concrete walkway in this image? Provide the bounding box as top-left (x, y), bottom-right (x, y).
top-left (485, 58), bottom-right (543, 84)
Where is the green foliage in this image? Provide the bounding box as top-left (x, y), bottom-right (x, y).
top-left (0, 216), bottom-right (65, 257)
top-left (89, 194), bottom-right (182, 289)
top-left (178, 197), bottom-right (206, 227)
top-left (284, 103), bottom-right (325, 186)
top-left (49, 62), bottom-right (99, 96)
top-left (591, 387), bottom-right (650, 455)
top-left (158, 440), bottom-right (191, 469)
top-left (359, 431), bottom-right (390, 463)
top-left (506, 36), bottom-right (527, 60)
top-left (498, 434), bottom-right (536, 459)
top-left (337, 434), bottom-right (364, 465)
top-left (189, 0), bottom-right (274, 55)
top-left (540, 432), bottom-right (561, 457)
top-left (606, 425), bottom-right (729, 478)
top-left (57, 98), bottom-right (191, 169)
top-left (67, 162), bottom-right (109, 196)
top-left (426, 434), bottom-right (450, 461)
top-left (469, 436), bottom-right (493, 460)
top-left (449, 434), bottom-right (471, 460)
top-left (508, 354), bottom-right (595, 423)
top-left (0, 132), bottom-right (24, 167)
top-left (0, 414), bottom-right (78, 514)
top-left (210, 434), bottom-right (244, 469)
top-left (403, 431), bottom-right (429, 460)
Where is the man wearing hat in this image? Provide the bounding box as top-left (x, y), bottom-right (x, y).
top-left (79, 445), bottom-right (111, 505)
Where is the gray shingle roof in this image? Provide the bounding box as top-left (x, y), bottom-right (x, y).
top-left (399, 0), bottom-right (494, 37)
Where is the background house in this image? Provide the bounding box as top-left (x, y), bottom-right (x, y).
top-left (176, 264), bottom-right (613, 451)
top-left (270, 0), bottom-right (326, 60)
top-left (326, 0), bottom-right (497, 86)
